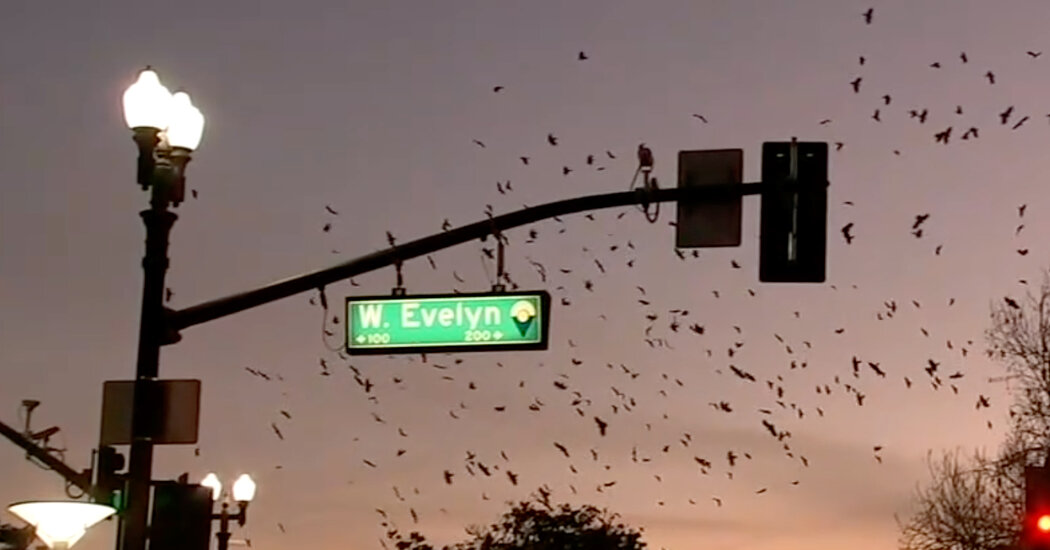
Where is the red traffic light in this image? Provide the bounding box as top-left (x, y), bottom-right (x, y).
top-left (1038, 514), bottom-right (1050, 533)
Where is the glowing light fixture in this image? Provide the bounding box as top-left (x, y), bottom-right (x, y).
top-left (122, 68), bottom-right (173, 131)
top-left (231, 474), bottom-right (256, 503)
top-left (201, 473), bottom-right (222, 501)
top-left (166, 91), bottom-right (205, 151)
top-left (7, 501), bottom-right (115, 549)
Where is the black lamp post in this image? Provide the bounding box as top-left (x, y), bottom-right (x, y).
top-left (119, 68), bottom-right (205, 550)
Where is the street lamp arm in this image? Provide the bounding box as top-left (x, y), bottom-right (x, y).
top-left (0, 419), bottom-right (93, 497)
top-left (167, 181), bottom-right (791, 336)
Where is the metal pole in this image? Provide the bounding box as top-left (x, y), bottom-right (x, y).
top-left (215, 503), bottom-right (231, 550)
top-left (167, 181), bottom-right (794, 335)
top-left (0, 419), bottom-right (92, 495)
top-left (121, 185), bottom-right (178, 550)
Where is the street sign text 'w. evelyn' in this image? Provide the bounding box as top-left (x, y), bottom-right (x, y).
top-left (346, 291), bottom-right (551, 354)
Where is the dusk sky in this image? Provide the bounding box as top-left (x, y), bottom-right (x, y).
top-left (4, 2), bottom-right (1050, 549)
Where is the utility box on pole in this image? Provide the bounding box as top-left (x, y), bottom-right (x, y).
top-left (150, 482), bottom-right (212, 550)
top-left (759, 140), bottom-right (828, 283)
top-left (676, 149), bottom-right (743, 248)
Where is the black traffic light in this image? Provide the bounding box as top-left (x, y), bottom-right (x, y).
top-left (95, 446), bottom-right (126, 510)
top-left (759, 140), bottom-right (828, 283)
top-left (1027, 467), bottom-right (1050, 550)
top-left (150, 481), bottom-right (213, 550)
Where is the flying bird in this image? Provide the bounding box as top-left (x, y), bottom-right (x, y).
top-left (934, 127), bottom-right (952, 144)
top-left (986, 71), bottom-right (996, 84)
top-left (578, 51), bottom-right (588, 60)
top-left (850, 77), bottom-right (862, 93)
top-left (1012, 116), bottom-right (1030, 130)
top-left (841, 223), bottom-right (855, 244)
top-left (863, 8), bottom-right (873, 24)
top-left (1028, 51), bottom-right (1042, 58)
top-left (547, 133), bottom-right (558, 146)
top-left (960, 52), bottom-right (968, 63)
top-left (1000, 106), bottom-right (1014, 124)
top-left (472, 139), bottom-right (486, 148)
top-left (493, 85), bottom-right (504, 92)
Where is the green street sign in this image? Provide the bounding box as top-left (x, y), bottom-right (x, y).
top-left (345, 291), bottom-right (551, 355)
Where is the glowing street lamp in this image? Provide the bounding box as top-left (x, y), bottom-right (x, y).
top-left (116, 66), bottom-right (206, 550)
top-left (201, 473), bottom-right (256, 550)
top-left (6, 501), bottom-right (115, 550)
top-left (122, 67), bottom-right (205, 203)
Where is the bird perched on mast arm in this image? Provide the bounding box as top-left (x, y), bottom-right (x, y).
top-left (637, 143), bottom-right (654, 173)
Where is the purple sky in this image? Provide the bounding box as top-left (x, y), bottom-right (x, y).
top-left (4, 1), bottom-right (1050, 549)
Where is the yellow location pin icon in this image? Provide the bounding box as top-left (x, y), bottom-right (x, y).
top-left (510, 300), bottom-right (537, 337)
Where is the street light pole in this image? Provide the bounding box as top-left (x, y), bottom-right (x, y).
top-left (123, 179), bottom-right (176, 550)
top-left (120, 70), bottom-right (204, 550)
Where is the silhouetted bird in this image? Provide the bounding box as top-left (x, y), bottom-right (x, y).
top-left (841, 223), bottom-right (855, 244)
top-left (863, 8), bottom-right (873, 24)
top-left (850, 77), bottom-right (862, 93)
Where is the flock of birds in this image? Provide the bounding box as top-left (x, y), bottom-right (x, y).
top-left (209, 7), bottom-right (1047, 549)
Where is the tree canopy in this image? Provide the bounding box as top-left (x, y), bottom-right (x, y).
top-left (385, 492), bottom-right (646, 550)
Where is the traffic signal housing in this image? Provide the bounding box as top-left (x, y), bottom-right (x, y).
top-left (759, 141), bottom-right (828, 283)
top-left (150, 481), bottom-right (213, 550)
top-left (1027, 466), bottom-right (1050, 550)
top-left (95, 445), bottom-right (126, 510)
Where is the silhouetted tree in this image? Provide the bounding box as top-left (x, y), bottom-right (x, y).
top-left (385, 491), bottom-right (646, 550)
top-left (897, 444), bottom-right (1022, 550)
top-left (897, 272), bottom-right (1050, 550)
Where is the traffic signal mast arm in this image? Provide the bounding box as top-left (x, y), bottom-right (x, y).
top-left (0, 418), bottom-right (94, 497)
top-left (167, 179), bottom-right (825, 337)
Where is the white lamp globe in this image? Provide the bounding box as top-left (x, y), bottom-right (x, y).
top-left (166, 91), bottom-right (205, 151)
top-left (122, 68), bottom-right (172, 131)
top-left (231, 474), bottom-right (256, 503)
top-left (7, 501), bottom-right (115, 550)
top-left (200, 473), bottom-right (222, 501)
